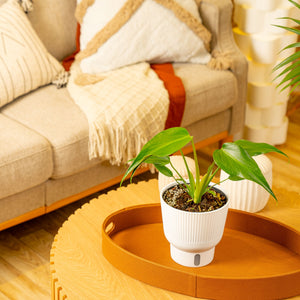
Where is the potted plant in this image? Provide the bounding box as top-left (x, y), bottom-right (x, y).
top-left (121, 127), bottom-right (287, 267)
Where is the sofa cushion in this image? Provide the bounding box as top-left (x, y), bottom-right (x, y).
top-left (173, 63), bottom-right (238, 127)
top-left (1, 64), bottom-right (238, 182)
top-left (76, 0), bottom-right (212, 74)
top-left (0, 0), bottom-right (66, 108)
top-left (1, 86), bottom-right (99, 179)
top-left (0, 114), bottom-right (53, 199)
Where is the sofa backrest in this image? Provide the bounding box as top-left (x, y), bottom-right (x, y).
top-left (0, 0), bottom-right (77, 61)
top-left (0, 0), bottom-right (217, 62)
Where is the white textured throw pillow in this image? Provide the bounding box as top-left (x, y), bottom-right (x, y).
top-left (0, 0), bottom-right (66, 108)
top-left (75, 0), bottom-right (212, 74)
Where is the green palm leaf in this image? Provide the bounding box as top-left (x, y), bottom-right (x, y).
top-left (284, 76), bottom-right (300, 92)
top-left (276, 16), bottom-right (300, 26)
top-left (273, 24), bottom-right (300, 35)
top-left (277, 66), bottom-right (300, 87)
top-left (288, 0), bottom-right (300, 9)
top-left (273, 0), bottom-right (300, 94)
top-left (273, 51), bottom-right (300, 72)
top-left (290, 81), bottom-right (300, 93)
top-left (279, 75), bottom-right (300, 92)
top-left (275, 60), bottom-right (300, 79)
top-left (281, 42), bottom-right (300, 51)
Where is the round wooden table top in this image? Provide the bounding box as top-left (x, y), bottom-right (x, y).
top-left (50, 179), bottom-right (300, 300)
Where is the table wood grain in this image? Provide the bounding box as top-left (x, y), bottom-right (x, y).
top-left (50, 179), bottom-right (300, 300)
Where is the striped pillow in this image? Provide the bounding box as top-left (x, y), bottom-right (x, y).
top-left (0, 0), bottom-right (65, 108)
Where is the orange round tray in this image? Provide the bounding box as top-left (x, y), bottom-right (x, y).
top-left (102, 204), bottom-right (300, 299)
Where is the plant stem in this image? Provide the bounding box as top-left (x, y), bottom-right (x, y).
top-left (180, 149), bottom-right (195, 192)
top-left (169, 160), bottom-right (186, 183)
top-left (211, 176), bottom-right (229, 188)
top-left (191, 139), bottom-right (202, 203)
top-left (191, 140), bottom-right (200, 182)
top-left (169, 161), bottom-right (191, 196)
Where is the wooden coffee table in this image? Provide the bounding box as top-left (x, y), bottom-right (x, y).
top-left (50, 179), bottom-right (300, 300)
top-left (51, 179), bottom-right (180, 300)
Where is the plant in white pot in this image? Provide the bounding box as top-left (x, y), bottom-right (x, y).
top-left (121, 127), bottom-right (287, 267)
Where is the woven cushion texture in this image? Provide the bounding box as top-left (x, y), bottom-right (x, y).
top-left (76, 0), bottom-right (211, 73)
top-left (0, 0), bottom-right (64, 107)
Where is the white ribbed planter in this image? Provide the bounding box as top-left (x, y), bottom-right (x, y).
top-left (220, 154), bottom-right (272, 213)
top-left (160, 182), bottom-right (229, 267)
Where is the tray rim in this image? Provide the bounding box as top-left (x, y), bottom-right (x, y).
top-left (102, 203), bottom-right (300, 299)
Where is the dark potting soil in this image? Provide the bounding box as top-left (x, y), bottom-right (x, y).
top-left (162, 184), bottom-right (227, 212)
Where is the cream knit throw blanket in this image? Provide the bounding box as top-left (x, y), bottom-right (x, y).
top-left (67, 62), bottom-right (169, 165)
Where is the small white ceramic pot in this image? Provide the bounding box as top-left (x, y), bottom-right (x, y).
top-left (160, 182), bottom-right (229, 267)
top-left (220, 154), bottom-right (272, 213)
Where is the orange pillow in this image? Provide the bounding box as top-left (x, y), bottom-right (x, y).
top-left (62, 23), bottom-right (81, 71)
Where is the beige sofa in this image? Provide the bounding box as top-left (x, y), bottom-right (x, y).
top-left (0, 0), bottom-right (247, 230)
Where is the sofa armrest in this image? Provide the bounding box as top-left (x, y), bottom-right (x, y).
top-left (200, 0), bottom-right (248, 138)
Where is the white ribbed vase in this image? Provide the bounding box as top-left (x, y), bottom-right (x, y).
top-left (220, 154), bottom-right (272, 213)
top-left (160, 182), bottom-right (229, 267)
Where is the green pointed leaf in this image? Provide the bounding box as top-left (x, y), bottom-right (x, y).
top-left (234, 140), bottom-right (288, 158)
top-left (228, 175), bottom-right (244, 181)
top-left (144, 156), bottom-right (170, 165)
top-left (154, 164), bottom-right (173, 177)
top-left (121, 127), bottom-right (192, 185)
top-left (120, 155), bottom-right (151, 185)
top-left (213, 143), bottom-right (276, 200)
top-left (138, 127), bottom-right (192, 158)
top-left (129, 127), bottom-right (191, 173)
